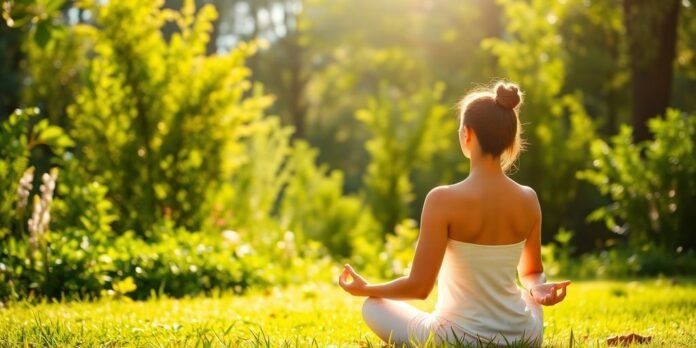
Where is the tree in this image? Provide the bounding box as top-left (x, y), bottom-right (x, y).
top-left (623, 0), bottom-right (680, 142)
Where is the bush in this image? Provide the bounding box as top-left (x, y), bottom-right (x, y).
top-left (541, 225), bottom-right (696, 279)
top-left (1, 219), bottom-right (335, 301)
top-left (0, 109), bottom-right (338, 301)
top-left (0, 108), bottom-right (73, 300)
top-left (350, 219), bottom-right (419, 279)
top-left (65, 0), bottom-right (272, 234)
top-left (0, 108), bottom-right (73, 239)
top-left (569, 247), bottom-right (696, 279)
top-left (578, 110), bottom-right (696, 250)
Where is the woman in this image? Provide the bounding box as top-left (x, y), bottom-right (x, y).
top-left (338, 82), bottom-right (571, 346)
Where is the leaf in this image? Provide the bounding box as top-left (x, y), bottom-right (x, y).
top-left (45, 0), bottom-right (67, 13)
top-left (37, 125), bottom-right (75, 151)
top-left (34, 21), bottom-right (52, 48)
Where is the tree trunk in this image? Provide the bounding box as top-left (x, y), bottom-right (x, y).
top-left (282, 3), bottom-right (307, 140)
top-left (286, 34), bottom-right (307, 139)
top-left (623, 0), bottom-right (680, 142)
top-left (0, 24), bottom-right (24, 119)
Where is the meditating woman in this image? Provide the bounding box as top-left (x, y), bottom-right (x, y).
top-left (338, 82), bottom-right (571, 346)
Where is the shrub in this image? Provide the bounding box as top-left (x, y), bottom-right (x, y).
top-left (0, 108), bottom-right (73, 300)
top-left (65, 0), bottom-right (272, 234)
top-left (0, 108), bottom-right (73, 239)
top-left (219, 116), bottom-right (381, 260)
top-left (569, 247), bottom-right (696, 279)
top-left (577, 110), bottom-right (696, 250)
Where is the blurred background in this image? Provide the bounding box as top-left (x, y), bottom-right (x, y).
top-left (1, 0), bottom-right (695, 300)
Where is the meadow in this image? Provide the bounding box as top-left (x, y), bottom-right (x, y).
top-left (2, 279), bottom-right (695, 347)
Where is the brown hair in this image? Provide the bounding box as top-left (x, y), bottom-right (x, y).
top-left (458, 81), bottom-right (524, 171)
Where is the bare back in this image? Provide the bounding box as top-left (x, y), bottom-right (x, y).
top-left (439, 175), bottom-right (539, 245)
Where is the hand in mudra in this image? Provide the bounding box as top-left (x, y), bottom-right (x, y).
top-left (338, 264), bottom-right (369, 296)
top-left (531, 280), bottom-right (571, 306)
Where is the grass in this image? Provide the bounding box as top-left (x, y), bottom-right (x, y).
top-left (1, 279), bottom-right (695, 347)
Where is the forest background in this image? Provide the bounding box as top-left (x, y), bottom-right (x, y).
top-left (1, 0), bottom-right (695, 300)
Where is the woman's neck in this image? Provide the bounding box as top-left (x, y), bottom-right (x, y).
top-left (468, 152), bottom-right (505, 179)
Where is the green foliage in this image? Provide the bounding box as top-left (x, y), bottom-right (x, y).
top-left (567, 247), bottom-right (696, 279)
top-left (541, 228), bottom-right (575, 277)
top-left (51, 158), bottom-right (117, 238)
top-left (107, 227), bottom-right (259, 299)
top-left (280, 141), bottom-right (379, 257)
top-left (349, 219), bottom-right (419, 279)
top-left (560, 0), bottom-right (628, 134)
top-left (23, 21), bottom-right (93, 127)
top-left (0, 217), bottom-right (333, 300)
top-left (358, 82), bottom-right (457, 235)
top-left (0, 108), bottom-right (72, 238)
top-left (1, 0), bottom-right (66, 47)
top-left (382, 219), bottom-right (420, 278)
top-left (1, 0), bottom-right (695, 302)
top-left (66, 0), bottom-right (272, 233)
top-left (221, 116), bottom-right (380, 259)
top-left (0, 108), bottom-right (73, 299)
top-left (0, 109), bottom-right (34, 239)
top-left (220, 117), bottom-right (293, 234)
top-left (578, 110), bottom-right (696, 249)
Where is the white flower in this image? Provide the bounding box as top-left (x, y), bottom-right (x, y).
top-left (222, 230), bottom-right (241, 244)
top-left (284, 231), bottom-right (295, 243)
top-left (282, 231), bottom-right (296, 254)
top-left (236, 244), bottom-right (252, 257)
top-left (28, 196), bottom-right (42, 248)
top-left (17, 168), bottom-right (34, 210)
top-left (80, 236), bottom-right (90, 250)
top-left (26, 168), bottom-right (58, 248)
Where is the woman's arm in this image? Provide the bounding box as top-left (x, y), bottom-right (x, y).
top-left (339, 187), bottom-right (450, 300)
top-left (517, 188), bottom-right (545, 289)
top-left (517, 187), bottom-right (571, 306)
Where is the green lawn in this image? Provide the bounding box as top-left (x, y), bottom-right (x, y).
top-left (1, 279), bottom-right (695, 347)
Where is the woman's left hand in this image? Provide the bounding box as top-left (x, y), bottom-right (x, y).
top-left (338, 264), bottom-right (369, 296)
top-left (531, 280), bottom-right (571, 306)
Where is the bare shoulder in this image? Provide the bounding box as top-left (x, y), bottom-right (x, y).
top-left (517, 184), bottom-right (541, 213)
top-left (518, 184), bottom-right (539, 201)
top-left (422, 185), bottom-right (455, 221)
top-left (425, 185), bottom-right (454, 204)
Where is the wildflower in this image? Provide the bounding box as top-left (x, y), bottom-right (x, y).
top-left (16, 167), bottom-right (34, 210)
top-left (284, 230), bottom-right (295, 243)
top-left (222, 230), bottom-right (241, 244)
top-left (236, 243), bottom-right (252, 257)
top-left (281, 230), bottom-right (296, 256)
top-left (27, 196), bottom-right (42, 248)
top-left (26, 169), bottom-right (58, 248)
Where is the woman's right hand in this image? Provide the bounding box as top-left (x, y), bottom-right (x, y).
top-left (530, 280), bottom-right (571, 306)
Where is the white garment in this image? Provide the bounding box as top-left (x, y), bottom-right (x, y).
top-left (361, 239), bottom-right (542, 346)
top-left (434, 239), bottom-right (542, 345)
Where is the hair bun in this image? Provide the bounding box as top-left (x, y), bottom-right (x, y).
top-left (495, 83), bottom-right (521, 110)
